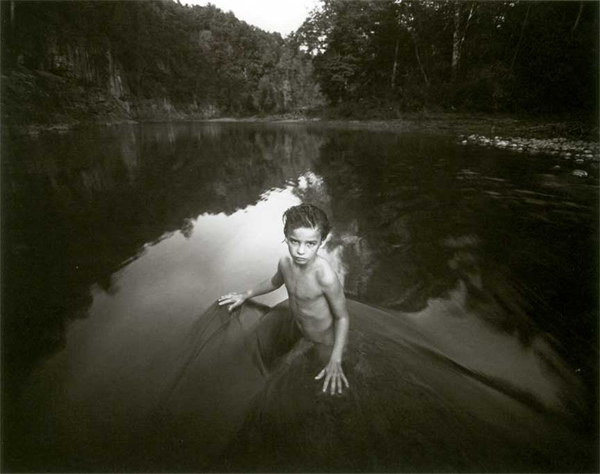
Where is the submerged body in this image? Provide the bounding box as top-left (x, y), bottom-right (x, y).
top-left (15, 203), bottom-right (593, 472)
top-left (211, 298), bottom-right (593, 472)
top-left (219, 216), bottom-right (350, 394)
top-left (16, 282), bottom-right (595, 472)
top-left (213, 204), bottom-right (593, 470)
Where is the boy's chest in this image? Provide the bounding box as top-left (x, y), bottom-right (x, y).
top-left (282, 270), bottom-right (322, 301)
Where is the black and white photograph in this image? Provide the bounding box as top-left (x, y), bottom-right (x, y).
top-left (1, 0), bottom-right (598, 472)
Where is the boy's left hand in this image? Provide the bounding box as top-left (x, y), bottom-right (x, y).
top-left (316, 359), bottom-right (349, 395)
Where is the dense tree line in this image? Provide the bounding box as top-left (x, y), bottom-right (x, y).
top-left (0, 0), bottom-right (598, 123)
top-left (295, 0), bottom-right (598, 117)
top-left (0, 0), bottom-right (322, 122)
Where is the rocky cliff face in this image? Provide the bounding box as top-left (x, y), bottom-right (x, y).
top-left (44, 40), bottom-right (132, 112)
top-left (2, 37), bottom-right (219, 127)
top-left (0, 2), bottom-right (220, 126)
top-left (1, 1), bottom-right (320, 128)
top-left (3, 40), bottom-right (133, 126)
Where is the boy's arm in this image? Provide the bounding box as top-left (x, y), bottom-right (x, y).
top-left (315, 264), bottom-right (350, 394)
top-left (218, 260), bottom-right (285, 312)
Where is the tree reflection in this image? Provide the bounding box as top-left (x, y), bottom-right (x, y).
top-left (309, 128), bottom-right (596, 366)
top-left (1, 123), bottom-right (322, 417)
top-left (2, 123), bottom-right (596, 464)
top-left (310, 131), bottom-right (458, 310)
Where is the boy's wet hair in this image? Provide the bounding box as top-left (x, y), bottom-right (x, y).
top-left (283, 204), bottom-right (331, 240)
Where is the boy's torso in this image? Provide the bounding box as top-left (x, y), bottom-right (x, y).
top-left (280, 256), bottom-right (334, 345)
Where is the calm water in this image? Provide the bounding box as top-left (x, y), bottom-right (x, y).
top-left (2, 122), bottom-right (598, 470)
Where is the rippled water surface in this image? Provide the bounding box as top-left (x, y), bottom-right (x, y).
top-left (2, 122), bottom-right (598, 470)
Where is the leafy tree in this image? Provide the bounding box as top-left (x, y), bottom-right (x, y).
top-left (296, 0), bottom-right (598, 116)
top-left (1, 0), bottom-right (322, 123)
top-left (2, 0), bottom-right (596, 121)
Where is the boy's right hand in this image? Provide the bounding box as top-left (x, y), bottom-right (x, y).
top-left (218, 292), bottom-right (247, 312)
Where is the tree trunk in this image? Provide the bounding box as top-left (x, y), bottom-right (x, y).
top-left (511, 4), bottom-right (531, 71)
top-left (451, 2), bottom-right (474, 81)
top-left (451, 2), bottom-right (461, 79)
top-left (391, 38), bottom-right (399, 90)
top-left (459, 5), bottom-right (475, 58)
top-left (413, 37), bottom-right (429, 87)
top-left (571, 2), bottom-right (583, 36)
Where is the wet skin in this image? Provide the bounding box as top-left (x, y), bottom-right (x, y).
top-left (281, 228), bottom-right (336, 345)
top-left (219, 226), bottom-right (350, 394)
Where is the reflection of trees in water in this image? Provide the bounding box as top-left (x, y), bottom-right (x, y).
top-left (1, 123), bottom-right (324, 407)
top-left (310, 130), bottom-right (594, 357)
top-left (312, 131), bottom-right (460, 309)
top-left (3, 123), bottom-right (596, 419)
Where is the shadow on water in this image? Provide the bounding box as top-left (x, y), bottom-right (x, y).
top-left (3, 125), bottom-right (317, 360)
top-left (1, 123), bottom-right (320, 448)
top-left (311, 130), bottom-right (597, 353)
top-left (1, 122), bottom-right (598, 471)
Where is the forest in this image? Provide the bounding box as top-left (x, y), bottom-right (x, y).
top-left (1, 0), bottom-right (598, 125)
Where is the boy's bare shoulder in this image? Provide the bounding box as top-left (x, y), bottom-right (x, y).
top-left (278, 255), bottom-right (292, 270)
top-left (315, 256), bottom-right (339, 287)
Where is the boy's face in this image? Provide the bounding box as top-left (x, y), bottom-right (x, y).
top-left (285, 226), bottom-right (323, 266)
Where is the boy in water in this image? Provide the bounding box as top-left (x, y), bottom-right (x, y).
top-left (218, 204), bottom-right (350, 395)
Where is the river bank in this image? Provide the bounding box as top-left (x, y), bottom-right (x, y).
top-left (6, 111), bottom-right (599, 138)
top-left (8, 113), bottom-right (598, 169)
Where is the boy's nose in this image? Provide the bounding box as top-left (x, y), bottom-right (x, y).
top-left (298, 245), bottom-right (305, 254)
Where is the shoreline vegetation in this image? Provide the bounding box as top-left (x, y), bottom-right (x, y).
top-left (8, 110), bottom-right (599, 150)
top-left (2, 1), bottom-right (597, 146)
top-left (7, 112), bottom-right (598, 180)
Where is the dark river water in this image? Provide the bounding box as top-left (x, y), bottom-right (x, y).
top-left (2, 122), bottom-right (598, 471)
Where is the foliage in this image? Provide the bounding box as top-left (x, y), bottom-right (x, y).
top-left (0, 0), bottom-right (323, 123)
top-left (1, 0), bottom-right (597, 122)
top-left (296, 0), bottom-right (598, 116)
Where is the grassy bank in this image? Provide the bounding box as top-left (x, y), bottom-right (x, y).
top-left (6, 111), bottom-right (598, 140)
